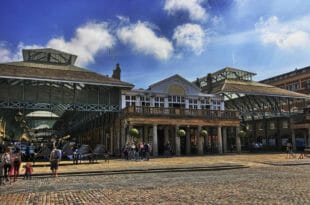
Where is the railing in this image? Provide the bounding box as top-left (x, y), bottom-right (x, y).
top-left (123, 106), bottom-right (239, 120)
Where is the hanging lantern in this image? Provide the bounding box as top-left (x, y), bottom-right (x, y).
top-left (177, 129), bottom-right (186, 137)
top-left (129, 128), bottom-right (139, 138)
top-left (200, 129), bottom-right (208, 137)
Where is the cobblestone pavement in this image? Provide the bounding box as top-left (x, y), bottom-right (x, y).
top-left (1, 164), bottom-right (309, 205)
top-left (20, 153), bottom-right (310, 175)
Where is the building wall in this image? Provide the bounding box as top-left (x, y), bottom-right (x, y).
top-left (261, 67), bottom-right (310, 94)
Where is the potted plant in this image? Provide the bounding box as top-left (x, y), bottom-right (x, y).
top-left (177, 129), bottom-right (186, 137)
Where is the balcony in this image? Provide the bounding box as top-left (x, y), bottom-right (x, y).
top-left (122, 106), bottom-right (239, 120)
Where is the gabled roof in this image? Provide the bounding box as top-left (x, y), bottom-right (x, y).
top-left (212, 67), bottom-right (256, 77)
top-left (148, 74), bottom-right (201, 91)
top-left (0, 61), bottom-right (134, 88)
top-left (210, 79), bottom-right (309, 99)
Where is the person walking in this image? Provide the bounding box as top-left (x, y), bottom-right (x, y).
top-left (23, 162), bottom-right (33, 180)
top-left (0, 156), bottom-right (4, 185)
top-left (1, 148), bottom-right (11, 182)
top-left (49, 145), bottom-right (60, 177)
top-left (12, 150), bottom-right (21, 182)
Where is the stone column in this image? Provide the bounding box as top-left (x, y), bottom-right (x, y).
top-left (217, 126), bottom-right (223, 154)
top-left (121, 123), bottom-right (126, 148)
top-left (164, 126), bottom-right (169, 144)
top-left (175, 125), bottom-right (181, 156)
top-left (223, 127), bottom-right (227, 153)
top-left (127, 124), bottom-right (133, 144)
top-left (308, 128), bottom-right (310, 147)
top-left (236, 127), bottom-right (241, 153)
top-left (144, 125), bottom-right (148, 143)
top-left (197, 126), bottom-right (204, 155)
top-left (152, 124), bottom-right (158, 156)
top-left (186, 126), bottom-right (191, 155)
top-left (292, 128), bottom-right (296, 151)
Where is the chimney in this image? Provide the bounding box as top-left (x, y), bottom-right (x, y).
top-left (206, 73), bottom-right (212, 93)
top-left (112, 63), bottom-right (121, 80)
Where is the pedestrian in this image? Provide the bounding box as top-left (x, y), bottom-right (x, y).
top-left (286, 141), bottom-right (294, 159)
top-left (23, 162), bottom-right (33, 180)
top-left (49, 145), bottom-right (61, 177)
top-left (144, 143), bottom-right (150, 161)
top-left (298, 143), bottom-right (305, 159)
top-left (1, 147), bottom-right (11, 182)
top-left (13, 150), bottom-right (21, 182)
top-left (0, 156), bottom-right (4, 185)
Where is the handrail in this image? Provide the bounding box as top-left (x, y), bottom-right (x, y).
top-left (123, 106), bottom-right (239, 120)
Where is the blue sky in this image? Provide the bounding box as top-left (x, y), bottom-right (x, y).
top-left (1, 0), bottom-right (310, 88)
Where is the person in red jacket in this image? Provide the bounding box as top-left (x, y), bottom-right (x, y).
top-left (23, 162), bottom-right (33, 180)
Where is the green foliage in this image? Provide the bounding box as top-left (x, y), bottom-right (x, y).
top-left (129, 128), bottom-right (139, 137)
top-left (177, 129), bottom-right (186, 137)
top-left (200, 129), bottom-right (208, 137)
top-left (238, 130), bottom-right (246, 138)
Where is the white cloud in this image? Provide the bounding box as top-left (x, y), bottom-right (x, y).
top-left (0, 42), bottom-right (17, 62)
top-left (0, 22), bottom-right (115, 66)
top-left (255, 16), bottom-right (310, 49)
top-left (173, 23), bottom-right (205, 55)
top-left (164, 0), bottom-right (207, 21)
top-left (117, 22), bottom-right (173, 60)
top-left (47, 22), bottom-right (115, 66)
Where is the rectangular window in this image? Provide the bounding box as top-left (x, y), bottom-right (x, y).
top-left (154, 97), bottom-right (165, 107)
top-left (125, 95), bottom-right (136, 107)
top-left (188, 98), bottom-right (198, 109)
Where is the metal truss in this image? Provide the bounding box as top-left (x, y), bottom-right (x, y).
top-left (0, 101), bottom-right (120, 112)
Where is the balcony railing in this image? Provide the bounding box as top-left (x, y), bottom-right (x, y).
top-left (122, 106), bottom-right (239, 120)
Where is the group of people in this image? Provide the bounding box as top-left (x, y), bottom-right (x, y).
top-left (0, 148), bottom-right (33, 185)
top-left (286, 141), bottom-right (306, 159)
top-left (122, 142), bottom-right (151, 161)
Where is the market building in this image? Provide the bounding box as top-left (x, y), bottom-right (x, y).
top-left (120, 74), bottom-right (240, 156)
top-left (196, 67), bottom-right (310, 151)
top-left (0, 48), bottom-right (133, 155)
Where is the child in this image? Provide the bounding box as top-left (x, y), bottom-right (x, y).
top-left (23, 162), bottom-right (33, 180)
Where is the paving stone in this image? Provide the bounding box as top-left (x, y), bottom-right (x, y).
top-left (1, 154), bottom-right (309, 204)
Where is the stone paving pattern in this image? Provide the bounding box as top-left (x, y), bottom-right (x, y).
top-left (19, 153), bottom-right (309, 174)
top-left (0, 154), bottom-right (309, 205)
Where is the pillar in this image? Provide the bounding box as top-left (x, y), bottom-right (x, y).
top-left (223, 127), bottom-right (227, 153)
top-left (308, 128), bottom-right (310, 147)
top-left (236, 127), bottom-right (241, 153)
top-left (186, 126), bottom-right (191, 155)
top-left (144, 125), bottom-right (148, 143)
top-left (303, 130), bottom-right (307, 148)
top-left (292, 128), bottom-right (296, 151)
top-left (175, 125), bottom-right (181, 156)
top-left (197, 126), bottom-right (204, 155)
top-left (164, 126), bottom-right (169, 144)
top-left (217, 126), bottom-right (223, 154)
top-left (127, 124), bottom-right (133, 144)
top-left (152, 124), bottom-right (158, 156)
top-left (121, 123), bottom-right (126, 148)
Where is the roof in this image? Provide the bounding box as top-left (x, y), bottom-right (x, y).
top-left (211, 67), bottom-right (256, 77)
top-left (260, 66), bottom-right (310, 84)
top-left (210, 79), bottom-right (309, 99)
top-left (148, 74), bottom-right (201, 91)
top-left (0, 61), bottom-right (134, 88)
top-left (22, 48), bottom-right (78, 65)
